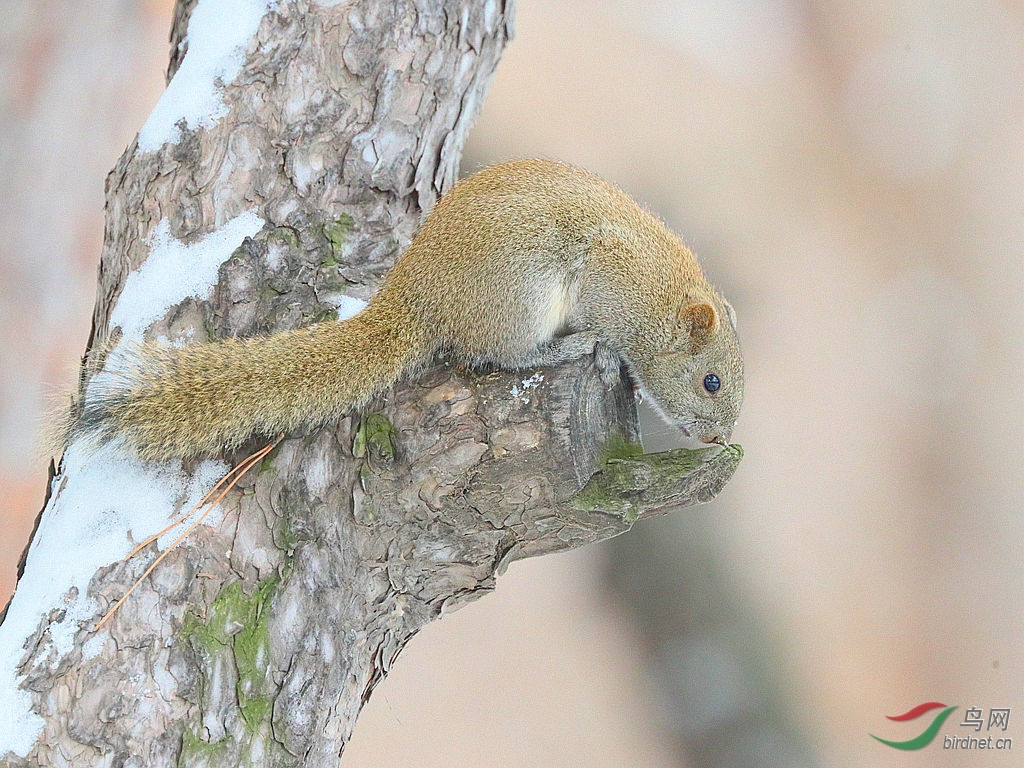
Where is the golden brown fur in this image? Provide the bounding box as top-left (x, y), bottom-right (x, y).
top-left (71, 159), bottom-right (744, 460)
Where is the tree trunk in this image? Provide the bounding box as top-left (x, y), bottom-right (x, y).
top-left (0, 1), bottom-right (741, 765)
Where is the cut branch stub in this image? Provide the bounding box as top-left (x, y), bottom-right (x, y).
top-left (222, 353), bottom-right (742, 760)
top-left (567, 443), bottom-right (745, 523)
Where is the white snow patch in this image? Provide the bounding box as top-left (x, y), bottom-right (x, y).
top-left (521, 372), bottom-right (544, 389)
top-left (80, 633), bottom-right (105, 661)
top-left (154, 326), bottom-right (196, 348)
top-left (109, 211), bottom-right (265, 340)
top-left (319, 293), bottom-right (368, 321)
top-left (0, 441), bottom-right (228, 756)
top-left (509, 372), bottom-right (544, 404)
top-left (137, 0), bottom-right (275, 152)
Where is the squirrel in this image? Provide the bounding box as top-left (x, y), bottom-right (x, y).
top-left (72, 159), bottom-right (744, 461)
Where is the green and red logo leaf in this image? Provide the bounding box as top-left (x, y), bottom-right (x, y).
top-left (871, 702), bottom-right (958, 750)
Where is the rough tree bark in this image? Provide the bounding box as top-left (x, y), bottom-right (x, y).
top-left (0, 1), bottom-right (741, 765)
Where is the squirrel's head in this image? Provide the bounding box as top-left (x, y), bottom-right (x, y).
top-left (638, 296), bottom-right (744, 444)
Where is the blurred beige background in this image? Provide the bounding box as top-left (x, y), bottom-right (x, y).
top-left (1, 1), bottom-right (1022, 766)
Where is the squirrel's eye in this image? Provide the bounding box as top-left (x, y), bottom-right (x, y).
top-left (703, 373), bottom-right (721, 393)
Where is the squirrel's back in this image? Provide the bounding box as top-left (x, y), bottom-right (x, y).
top-left (382, 159), bottom-right (704, 361)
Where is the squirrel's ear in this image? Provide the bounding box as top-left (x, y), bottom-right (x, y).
top-left (674, 300), bottom-right (719, 349)
top-left (723, 300), bottom-right (737, 330)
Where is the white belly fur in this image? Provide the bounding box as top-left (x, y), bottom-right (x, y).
top-left (537, 277), bottom-right (571, 343)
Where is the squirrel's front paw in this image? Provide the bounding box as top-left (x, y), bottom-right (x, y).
top-left (521, 331), bottom-right (621, 387)
top-left (548, 332), bottom-right (621, 387)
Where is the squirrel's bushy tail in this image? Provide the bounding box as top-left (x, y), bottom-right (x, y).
top-left (74, 304), bottom-right (432, 461)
